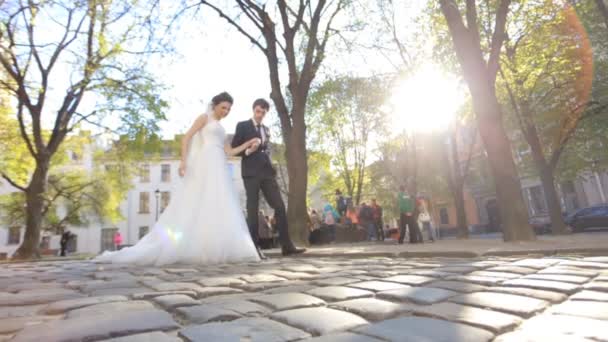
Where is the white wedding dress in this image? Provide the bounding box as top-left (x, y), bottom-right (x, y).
top-left (95, 115), bottom-right (260, 266)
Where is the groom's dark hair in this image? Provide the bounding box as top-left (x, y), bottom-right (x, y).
top-left (252, 98), bottom-right (270, 110)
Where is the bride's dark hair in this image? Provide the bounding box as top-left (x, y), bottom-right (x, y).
top-left (211, 92), bottom-right (234, 107)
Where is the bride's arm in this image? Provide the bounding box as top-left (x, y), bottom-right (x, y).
top-left (179, 114), bottom-right (208, 177)
top-left (224, 138), bottom-right (259, 157)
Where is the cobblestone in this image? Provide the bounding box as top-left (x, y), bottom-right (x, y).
top-left (2, 254), bottom-right (608, 341)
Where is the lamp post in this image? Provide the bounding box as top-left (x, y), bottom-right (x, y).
top-left (155, 189), bottom-right (160, 221)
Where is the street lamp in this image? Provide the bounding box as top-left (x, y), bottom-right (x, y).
top-left (155, 189), bottom-right (160, 221)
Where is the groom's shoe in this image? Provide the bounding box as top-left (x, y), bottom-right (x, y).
top-left (282, 247), bottom-right (306, 257)
top-left (256, 247), bottom-right (268, 260)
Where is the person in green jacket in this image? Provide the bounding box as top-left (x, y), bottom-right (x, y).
top-left (397, 185), bottom-right (423, 244)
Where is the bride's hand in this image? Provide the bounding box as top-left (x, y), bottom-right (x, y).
top-left (247, 138), bottom-right (261, 147)
top-left (178, 161), bottom-right (186, 177)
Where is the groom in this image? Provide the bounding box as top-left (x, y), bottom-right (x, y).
top-left (232, 98), bottom-right (306, 257)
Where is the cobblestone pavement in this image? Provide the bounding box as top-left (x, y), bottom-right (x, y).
top-left (1, 255), bottom-right (608, 341)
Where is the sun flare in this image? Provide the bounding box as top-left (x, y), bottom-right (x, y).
top-left (390, 64), bottom-right (464, 134)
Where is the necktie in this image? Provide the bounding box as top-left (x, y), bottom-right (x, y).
top-left (256, 124), bottom-right (263, 143)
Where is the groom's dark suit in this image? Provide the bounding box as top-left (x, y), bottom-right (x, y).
top-left (231, 119), bottom-right (295, 252)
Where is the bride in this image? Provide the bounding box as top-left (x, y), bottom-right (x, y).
top-left (95, 92), bottom-right (261, 265)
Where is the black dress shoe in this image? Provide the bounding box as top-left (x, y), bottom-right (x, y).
top-left (282, 247), bottom-right (306, 256)
top-left (257, 247), bottom-right (268, 260)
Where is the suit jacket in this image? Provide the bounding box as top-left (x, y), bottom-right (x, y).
top-left (231, 120), bottom-right (275, 178)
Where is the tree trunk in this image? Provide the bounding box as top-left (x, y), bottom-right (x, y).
top-left (13, 161), bottom-right (49, 259)
top-left (285, 108), bottom-right (309, 246)
top-left (449, 129), bottom-right (469, 238)
top-left (538, 165), bottom-right (569, 234)
top-left (474, 93), bottom-right (536, 241)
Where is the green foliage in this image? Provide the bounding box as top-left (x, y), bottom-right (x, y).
top-left (307, 75), bottom-right (389, 204)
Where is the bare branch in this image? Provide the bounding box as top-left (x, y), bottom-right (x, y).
top-left (488, 0), bottom-right (511, 82)
top-left (1, 173), bottom-right (27, 192)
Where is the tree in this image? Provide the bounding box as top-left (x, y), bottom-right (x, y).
top-left (437, 0), bottom-right (535, 241)
top-left (498, 1), bottom-right (604, 234)
top-left (198, 0), bottom-right (349, 243)
top-left (0, 1), bottom-right (167, 259)
top-left (308, 76), bottom-right (388, 205)
top-left (595, 0), bottom-right (608, 30)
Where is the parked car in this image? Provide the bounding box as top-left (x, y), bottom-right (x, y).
top-left (529, 215), bottom-right (552, 235)
top-left (564, 204), bottom-right (608, 232)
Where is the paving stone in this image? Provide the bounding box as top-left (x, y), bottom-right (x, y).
top-left (502, 278), bottom-right (581, 294)
top-left (434, 266), bottom-right (479, 274)
top-left (414, 302), bottom-right (522, 333)
top-left (305, 332), bottom-right (383, 342)
top-left (330, 298), bottom-right (415, 321)
top-left (194, 286), bottom-right (243, 298)
top-left (500, 314), bottom-right (608, 341)
top-left (5, 282), bottom-right (65, 293)
top-left (90, 287), bottom-right (151, 297)
top-left (196, 277), bottom-right (246, 287)
top-left (131, 291), bottom-right (197, 300)
top-left (484, 286), bottom-right (567, 303)
top-left (263, 284), bottom-right (316, 294)
top-left (347, 280), bottom-right (410, 292)
top-left (199, 293), bottom-right (257, 304)
top-left (282, 265), bottom-right (320, 273)
top-left (236, 281), bottom-right (293, 292)
top-left (538, 267), bottom-right (599, 277)
top-left (306, 286), bottom-right (374, 302)
top-left (570, 290), bottom-right (608, 302)
top-left (40, 295), bottom-right (129, 314)
top-left (378, 286), bottom-right (458, 304)
top-left (312, 277), bottom-right (360, 286)
top-left (427, 280), bottom-right (488, 293)
top-left (178, 317), bottom-right (310, 341)
top-left (12, 309), bottom-right (179, 342)
top-left (354, 316), bottom-right (494, 342)
top-left (269, 270), bottom-right (317, 280)
top-left (66, 300), bottom-right (155, 318)
top-left (0, 315), bottom-right (60, 334)
top-left (446, 275), bottom-right (505, 286)
top-left (549, 300), bottom-right (608, 320)
top-left (0, 288), bottom-right (85, 306)
top-left (584, 256), bottom-right (608, 263)
top-left (486, 266), bottom-right (538, 275)
top-left (449, 292), bottom-right (549, 317)
top-left (152, 294), bottom-right (200, 310)
top-left (240, 274), bottom-right (288, 283)
top-left (559, 260), bottom-right (608, 269)
top-left (100, 331), bottom-right (182, 342)
top-left (177, 304), bottom-right (241, 323)
top-left (271, 307), bottom-right (368, 335)
top-left (523, 273), bottom-right (590, 284)
top-left (0, 305), bottom-right (45, 319)
top-left (408, 270), bottom-right (457, 278)
top-left (251, 292), bottom-right (326, 311)
top-left (149, 282), bottom-right (204, 292)
top-left (585, 281), bottom-right (608, 292)
top-left (494, 330), bottom-right (595, 342)
top-left (80, 279), bottom-right (141, 292)
top-left (511, 258), bottom-right (560, 269)
top-left (469, 271), bottom-right (521, 279)
top-left (383, 275), bottom-right (435, 285)
top-left (210, 300), bottom-right (271, 316)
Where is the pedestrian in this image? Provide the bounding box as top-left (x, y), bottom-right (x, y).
top-left (322, 203), bottom-right (339, 242)
top-left (335, 190), bottom-right (347, 218)
top-left (60, 230), bottom-right (72, 257)
top-left (397, 186), bottom-right (423, 244)
top-left (417, 198), bottom-right (436, 242)
top-left (114, 231), bottom-right (123, 251)
top-left (371, 199), bottom-right (385, 241)
top-left (359, 202), bottom-right (376, 241)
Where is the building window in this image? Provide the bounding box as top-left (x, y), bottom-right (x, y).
top-left (138, 226), bottom-right (149, 240)
top-left (140, 164), bottom-right (150, 183)
top-left (529, 185), bottom-right (547, 214)
top-left (139, 192), bottom-right (150, 213)
top-left (161, 164), bottom-right (171, 182)
top-left (7, 227), bottom-right (20, 245)
top-left (439, 208), bottom-right (449, 225)
top-left (161, 191), bottom-right (170, 213)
